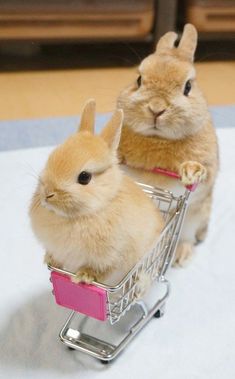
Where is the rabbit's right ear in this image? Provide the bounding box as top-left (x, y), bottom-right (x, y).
top-left (101, 109), bottom-right (123, 152)
top-left (178, 24), bottom-right (198, 62)
top-left (155, 31), bottom-right (178, 55)
top-left (78, 99), bottom-right (96, 134)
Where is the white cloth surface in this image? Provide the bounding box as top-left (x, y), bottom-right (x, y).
top-left (0, 128), bottom-right (234, 379)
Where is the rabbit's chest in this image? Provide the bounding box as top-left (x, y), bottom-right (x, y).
top-left (46, 217), bottom-right (115, 272)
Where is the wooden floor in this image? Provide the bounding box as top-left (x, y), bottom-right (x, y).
top-left (0, 61), bottom-right (234, 120)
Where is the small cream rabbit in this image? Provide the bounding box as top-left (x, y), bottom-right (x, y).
top-left (29, 100), bottom-right (164, 286)
top-left (117, 24), bottom-right (219, 266)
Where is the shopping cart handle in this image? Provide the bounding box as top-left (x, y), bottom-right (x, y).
top-left (151, 167), bottom-right (198, 192)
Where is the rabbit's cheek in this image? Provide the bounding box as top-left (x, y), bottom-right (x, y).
top-left (171, 95), bottom-right (189, 112)
top-left (129, 89), bottom-right (143, 103)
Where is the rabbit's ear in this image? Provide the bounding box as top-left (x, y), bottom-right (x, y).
top-left (155, 31), bottom-right (178, 55)
top-left (101, 109), bottom-right (123, 152)
top-left (178, 24), bottom-right (197, 61)
top-left (78, 99), bottom-right (96, 134)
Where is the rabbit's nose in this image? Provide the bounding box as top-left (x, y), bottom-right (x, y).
top-left (148, 106), bottom-right (166, 119)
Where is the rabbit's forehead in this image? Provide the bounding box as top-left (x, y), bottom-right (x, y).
top-left (46, 136), bottom-right (112, 180)
top-left (139, 56), bottom-right (195, 85)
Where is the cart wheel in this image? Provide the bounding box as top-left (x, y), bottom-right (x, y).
top-left (100, 359), bottom-right (109, 365)
top-left (154, 308), bottom-right (165, 318)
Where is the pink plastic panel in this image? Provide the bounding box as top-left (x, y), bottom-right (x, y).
top-left (50, 271), bottom-right (107, 321)
top-left (151, 167), bottom-right (198, 192)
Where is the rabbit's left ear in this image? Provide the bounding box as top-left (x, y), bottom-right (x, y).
top-left (178, 24), bottom-right (198, 62)
top-left (78, 99), bottom-right (96, 134)
top-left (101, 109), bottom-right (123, 152)
top-left (155, 31), bottom-right (178, 55)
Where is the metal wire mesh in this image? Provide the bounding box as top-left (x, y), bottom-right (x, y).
top-left (105, 184), bottom-right (187, 324)
top-left (49, 183), bottom-right (189, 325)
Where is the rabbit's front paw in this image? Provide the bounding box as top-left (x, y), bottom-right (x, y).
top-left (72, 267), bottom-right (97, 284)
top-left (173, 241), bottom-right (193, 267)
top-left (44, 252), bottom-right (62, 269)
top-left (196, 223), bottom-right (208, 244)
top-left (134, 272), bottom-right (151, 300)
top-left (180, 161), bottom-right (207, 186)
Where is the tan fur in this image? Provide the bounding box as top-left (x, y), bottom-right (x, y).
top-left (29, 100), bottom-right (164, 285)
top-left (117, 24), bottom-right (219, 265)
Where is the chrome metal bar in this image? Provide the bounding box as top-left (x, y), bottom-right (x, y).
top-left (161, 189), bottom-right (191, 275)
top-left (59, 277), bottom-right (170, 361)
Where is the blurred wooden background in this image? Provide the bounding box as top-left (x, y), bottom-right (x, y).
top-left (0, 0), bottom-right (234, 120)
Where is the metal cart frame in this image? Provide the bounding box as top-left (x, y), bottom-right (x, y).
top-left (48, 182), bottom-right (193, 363)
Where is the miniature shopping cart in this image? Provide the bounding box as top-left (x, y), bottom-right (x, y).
top-left (48, 169), bottom-right (196, 363)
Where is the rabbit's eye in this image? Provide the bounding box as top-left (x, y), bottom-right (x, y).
top-left (184, 80), bottom-right (192, 96)
top-left (137, 76), bottom-right (142, 88)
top-left (77, 171), bottom-right (92, 185)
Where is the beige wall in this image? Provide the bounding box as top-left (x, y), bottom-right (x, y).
top-left (0, 61), bottom-right (234, 120)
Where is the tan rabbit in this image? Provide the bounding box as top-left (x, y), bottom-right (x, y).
top-left (117, 24), bottom-right (219, 266)
top-left (29, 100), bottom-right (164, 286)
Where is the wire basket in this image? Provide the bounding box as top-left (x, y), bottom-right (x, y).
top-left (48, 180), bottom-right (192, 362)
top-left (49, 183), bottom-right (190, 325)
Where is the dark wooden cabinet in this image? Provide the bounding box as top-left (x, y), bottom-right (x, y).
top-left (186, 0), bottom-right (235, 32)
top-left (0, 0), bottom-right (179, 44)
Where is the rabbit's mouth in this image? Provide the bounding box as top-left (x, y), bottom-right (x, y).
top-left (152, 120), bottom-right (164, 133)
top-left (41, 197), bottom-right (69, 218)
top-left (152, 113), bottom-right (165, 130)
top-left (148, 120), bottom-right (171, 138)
top-left (153, 124), bottom-right (161, 131)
